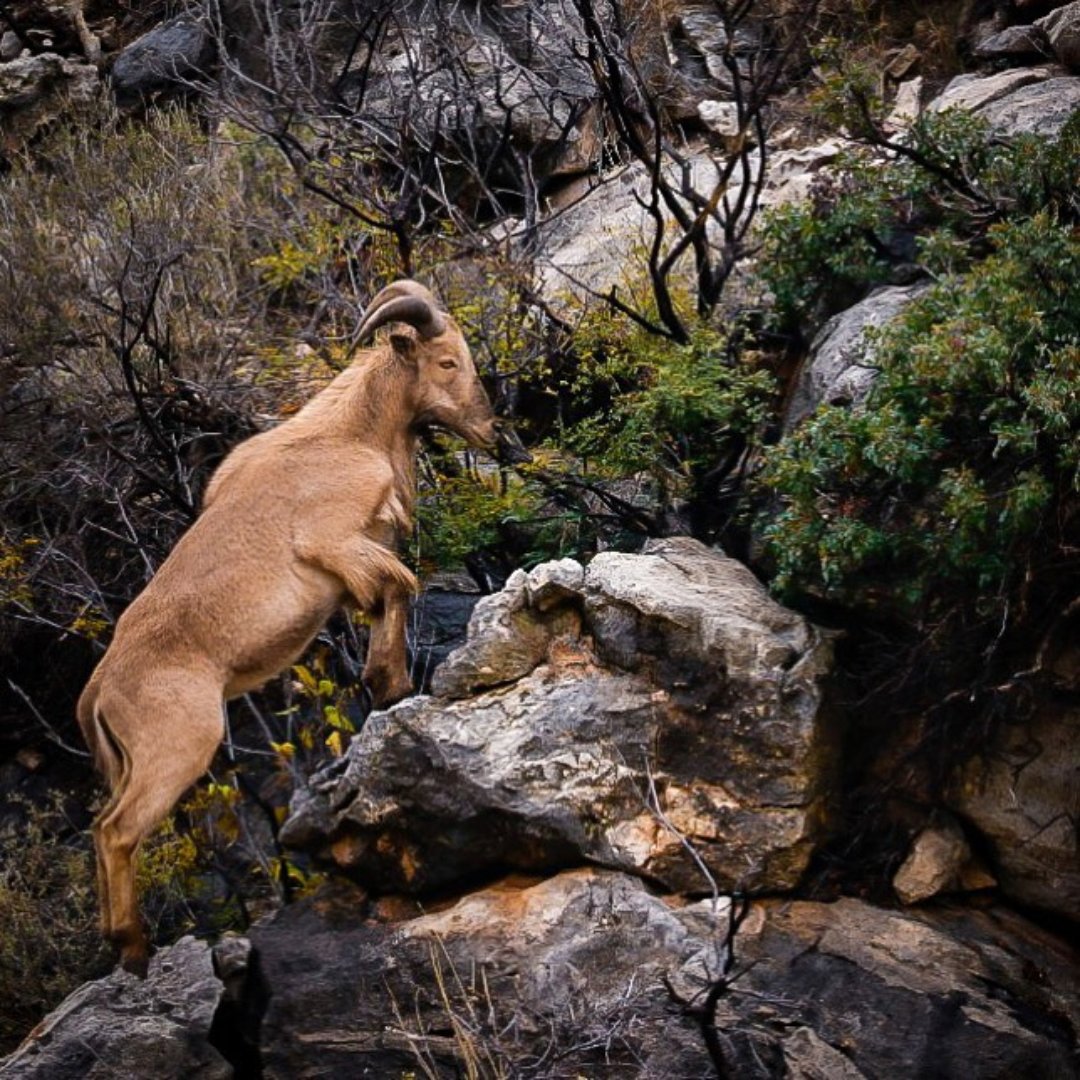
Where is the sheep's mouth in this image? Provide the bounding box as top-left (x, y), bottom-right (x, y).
top-left (494, 425), bottom-right (533, 466)
top-left (417, 421), bottom-right (531, 465)
top-left (416, 420), bottom-right (494, 448)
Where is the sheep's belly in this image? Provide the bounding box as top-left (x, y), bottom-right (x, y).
top-left (222, 590), bottom-right (341, 698)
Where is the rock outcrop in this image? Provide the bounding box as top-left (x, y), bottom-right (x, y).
top-left (948, 690), bottom-right (1080, 922)
top-left (710, 893), bottom-right (1079, 1078)
top-left (283, 538), bottom-right (838, 896)
top-left (0, 52), bottom-right (97, 150)
top-left (929, 64), bottom-right (1080, 135)
top-left (239, 871), bottom-right (1080, 1077)
top-left (0, 937), bottom-right (229, 1079)
top-left (1036, 0), bottom-right (1080, 69)
top-left (109, 15), bottom-right (215, 109)
top-left (2, 5), bottom-right (1078, 1076)
top-left (783, 283), bottom-right (928, 431)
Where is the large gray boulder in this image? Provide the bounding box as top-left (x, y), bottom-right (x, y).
top-left (1036, 0), bottom-right (1080, 69)
top-left (109, 15), bottom-right (215, 108)
top-left (245, 868), bottom-right (1080, 1079)
top-left (330, 3), bottom-right (602, 195)
top-left (976, 75), bottom-right (1080, 135)
top-left (0, 938), bottom-right (229, 1079)
top-left (929, 65), bottom-right (1080, 136)
top-left (784, 283), bottom-right (927, 430)
top-left (282, 537), bottom-right (838, 896)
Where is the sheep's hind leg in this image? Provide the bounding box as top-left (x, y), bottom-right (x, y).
top-left (94, 678), bottom-right (224, 975)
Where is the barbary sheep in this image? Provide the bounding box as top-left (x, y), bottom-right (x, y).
top-left (77, 279), bottom-right (509, 973)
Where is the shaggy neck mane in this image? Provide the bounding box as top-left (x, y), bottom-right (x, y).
top-left (288, 351), bottom-right (414, 449)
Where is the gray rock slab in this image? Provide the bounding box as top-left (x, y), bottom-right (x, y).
top-left (533, 149), bottom-right (762, 303)
top-left (0, 937), bottom-right (229, 1079)
top-left (975, 75), bottom-right (1080, 135)
top-left (973, 24), bottom-right (1053, 61)
top-left (247, 869), bottom-right (1080, 1079)
top-left (928, 65), bottom-right (1056, 112)
top-left (928, 65), bottom-right (1080, 137)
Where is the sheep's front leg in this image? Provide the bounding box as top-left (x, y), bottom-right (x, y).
top-left (359, 522), bottom-right (413, 708)
top-left (298, 534), bottom-right (417, 706)
top-left (363, 582), bottom-right (413, 708)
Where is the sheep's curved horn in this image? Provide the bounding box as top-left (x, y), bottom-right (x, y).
top-left (356, 280), bottom-right (447, 341)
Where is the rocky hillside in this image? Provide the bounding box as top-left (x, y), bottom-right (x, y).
top-left (3, 541), bottom-right (1078, 1076)
top-left (1, 1), bottom-right (1078, 1076)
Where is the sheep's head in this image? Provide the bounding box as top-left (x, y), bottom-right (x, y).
top-left (357, 280), bottom-right (500, 450)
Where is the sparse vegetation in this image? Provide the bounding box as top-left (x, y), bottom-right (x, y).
top-left (0, 798), bottom-right (108, 1051)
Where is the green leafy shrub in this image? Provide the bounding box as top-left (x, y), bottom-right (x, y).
top-left (550, 309), bottom-right (776, 544)
top-left (760, 107), bottom-right (1080, 331)
top-left (759, 212), bottom-right (1079, 616)
top-left (415, 458), bottom-right (555, 572)
top-left (569, 316), bottom-right (774, 479)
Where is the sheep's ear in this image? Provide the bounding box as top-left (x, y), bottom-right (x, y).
top-left (390, 332), bottom-right (418, 364)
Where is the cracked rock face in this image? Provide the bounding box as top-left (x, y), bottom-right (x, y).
top-left (0, 52), bottom-right (98, 148)
top-left (246, 869), bottom-right (1080, 1079)
top-left (714, 894), bottom-right (1080, 1079)
top-left (948, 696), bottom-right (1080, 922)
top-left (282, 537), bottom-right (838, 895)
top-left (0, 937), bottom-right (229, 1079)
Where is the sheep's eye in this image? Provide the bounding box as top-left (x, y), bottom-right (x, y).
top-left (439, 360), bottom-right (457, 370)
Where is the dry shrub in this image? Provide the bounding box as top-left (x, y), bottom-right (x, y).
top-left (0, 797), bottom-right (109, 1053)
top-left (0, 99), bottom-right (368, 655)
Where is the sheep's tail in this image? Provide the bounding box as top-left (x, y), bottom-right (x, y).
top-left (76, 675), bottom-right (123, 791)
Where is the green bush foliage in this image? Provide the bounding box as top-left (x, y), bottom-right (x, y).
top-left (757, 107), bottom-right (1080, 622)
top-left (760, 108), bottom-right (1080, 330)
top-left (501, 306), bottom-right (780, 551)
top-left (760, 214), bottom-right (1078, 612)
top-left (567, 313), bottom-right (775, 486)
top-left (415, 458), bottom-right (555, 570)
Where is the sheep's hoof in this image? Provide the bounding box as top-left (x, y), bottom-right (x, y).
top-left (112, 928), bottom-right (150, 978)
top-left (364, 667), bottom-right (413, 709)
top-left (119, 948), bottom-right (149, 978)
